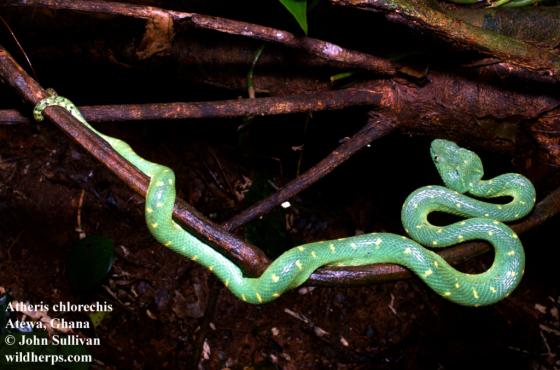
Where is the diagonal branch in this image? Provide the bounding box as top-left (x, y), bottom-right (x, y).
top-left (222, 113), bottom-right (398, 231)
top-left (0, 46), bottom-right (270, 276)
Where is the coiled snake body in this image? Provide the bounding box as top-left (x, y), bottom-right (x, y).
top-left (34, 94), bottom-right (536, 306)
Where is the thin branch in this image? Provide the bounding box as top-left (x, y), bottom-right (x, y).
top-left (0, 89), bottom-right (382, 125)
top-left (331, 0), bottom-right (560, 82)
top-left (3, 0), bottom-right (397, 76)
top-left (222, 113), bottom-right (398, 231)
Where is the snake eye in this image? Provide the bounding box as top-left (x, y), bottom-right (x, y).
top-left (433, 155), bottom-right (439, 162)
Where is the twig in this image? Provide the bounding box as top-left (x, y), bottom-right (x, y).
top-left (0, 89), bottom-right (382, 125)
top-left (3, 0), bottom-right (397, 76)
top-left (0, 16), bottom-right (37, 80)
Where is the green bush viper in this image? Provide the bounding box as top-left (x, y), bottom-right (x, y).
top-left (33, 92), bottom-right (536, 306)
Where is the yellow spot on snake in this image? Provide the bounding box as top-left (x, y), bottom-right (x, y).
top-left (507, 271), bottom-right (517, 277)
top-left (416, 224), bottom-right (422, 229)
top-left (256, 292), bottom-right (263, 303)
top-left (146, 207), bottom-right (153, 214)
top-left (374, 238), bottom-right (382, 247)
top-left (434, 261), bottom-right (439, 268)
top-left (208, 266), bottom-right (214, 272)
top-left (493, 221), bottom-right (499, 225)
top-left (484, 213), bottom-right (489, 217)
top-left (311, 251), bottom-right (318, 258)
top-left (444, 291), bottom-right (451, 297)
top-left (351, 243), bottom-right (357, 250)
top-left (472, 288), bottom-right (479, 299)
top-left (437, 228), bottom-right (443, 234)
top-left (456, 203), bottom-right (461, 208)
top-left (423, 269), bottom-right (433, 278)
top-left (156, 202), bottom-right (163, 208)
top-left (329, 244), bottom-right (336, 253)
top-left (460, 221), bottom-right (466, 225)
top-left (168, 179), bottom-right (173, 185)
top-left (507, 250), bottom-right (515, 256)
top-left (490, 287), bottom-right (497, 294)
top-left (272, 292), bottom-right (280, 298)
top-left (272, 274), bottom-right (280, 282)
top-left (241, 294), bottom-right (247, 302)
top-left (224, 280), bottom-right (229, 287)
top-left (296, 260), bottom-right (303, 270)
top-left (458, 235), bottom-right (464, 241)
top-left (298, 246), bottom-right (305, 252)
top-left (156, 181), bottom-right (164, 186)
top-left (488, 231), bottom-right (494, 236)
top-left (497, 205), bottom-right (503, 210)
top-left (432, 241), bottom-right (438, 246)
top-left (191, 255), bottom-right (198, 261)
top-left (337, 238), bottom-right (346, 241)
top-left (455, 282), bottom-right (460, 289)
top-left (151, 222), bottom-right (158, 229)
top-left (512, 233), bottom-right (518, 239)
top-left (173, 223), bottom-right (181, 230)
top-left (165, 241), bottom-right (172, 247)
top-left (403, 247), bottom-right (412, 255)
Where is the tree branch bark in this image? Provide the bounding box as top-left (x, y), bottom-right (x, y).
top-left (331, 0), bottom-right (560, 83)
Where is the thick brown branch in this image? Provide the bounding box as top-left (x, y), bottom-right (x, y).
top-left (331, 0), bottom-right (560, 82)
top-left (0, 89), bottom-right (382, 125)
top-left (3, 0), bottom-right (397, 75)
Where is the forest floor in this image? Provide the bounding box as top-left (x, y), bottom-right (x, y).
top-left (1, 120), bottom-right (559, 369)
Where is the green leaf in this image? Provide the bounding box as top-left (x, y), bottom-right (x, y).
top-left (68, 235), bottom-right (114, 293)
top-left (279, 0), bottom-right (308, 34)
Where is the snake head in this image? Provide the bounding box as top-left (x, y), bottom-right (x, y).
top-left (430, 139), bottom-right (484, 193)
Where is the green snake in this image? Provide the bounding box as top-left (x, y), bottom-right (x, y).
top-left (33, 93), bottom-right (536, 306)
